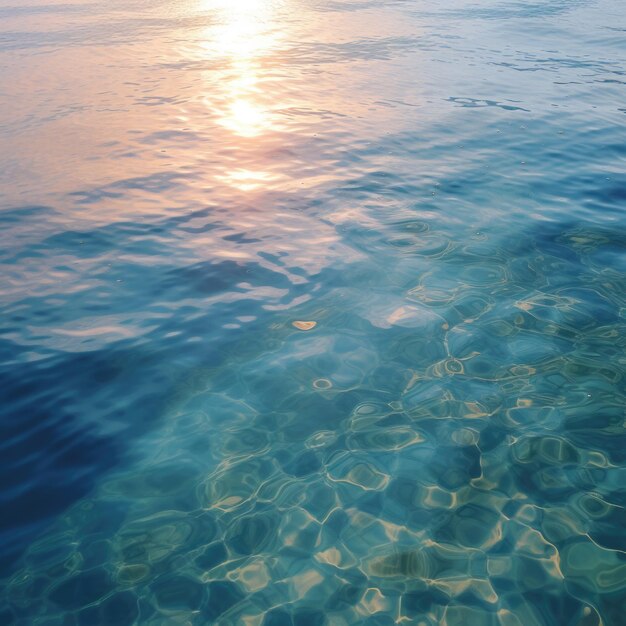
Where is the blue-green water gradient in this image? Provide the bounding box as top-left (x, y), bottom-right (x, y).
top-left (0, 0), bottom-right (625, 624)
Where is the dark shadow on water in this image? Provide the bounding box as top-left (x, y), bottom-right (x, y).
top-left (0, 345), bottom-right (167, 577)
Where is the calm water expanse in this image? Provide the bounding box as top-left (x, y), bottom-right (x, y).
top-left (1, 0), bottom-right (625, 623)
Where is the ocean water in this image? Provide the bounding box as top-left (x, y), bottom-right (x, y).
top-left (1, 0), bottom-right (625, 624)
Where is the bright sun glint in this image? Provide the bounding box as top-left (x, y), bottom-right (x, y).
top-left (198, 0), bottom-right (280, 138)
top-left (223, 99), bottom-right (267, 137)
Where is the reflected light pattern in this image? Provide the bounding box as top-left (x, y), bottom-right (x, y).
top-left (216, 167), bottom-right (280, 191)
top-left (199, 0), bottom-right (281, 138)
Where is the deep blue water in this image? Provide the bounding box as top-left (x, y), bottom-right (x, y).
top-left (0, 0), bottom-right (625, 624)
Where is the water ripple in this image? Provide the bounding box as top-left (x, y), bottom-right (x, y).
top-left (1, 0), bottom-right (625, 624)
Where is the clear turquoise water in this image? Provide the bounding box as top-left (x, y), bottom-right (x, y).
top-left (1, 0), bottom-right (625, 624)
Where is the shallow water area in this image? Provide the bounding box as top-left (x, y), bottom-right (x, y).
top-left (0, 0), bottom-right (625, 624)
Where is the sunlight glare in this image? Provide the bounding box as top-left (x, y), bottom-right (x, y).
top-left (198, 0), bottom-right (281, 139)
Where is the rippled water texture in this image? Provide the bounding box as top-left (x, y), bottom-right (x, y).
top-left (1, 0), bottom-right (625, 624)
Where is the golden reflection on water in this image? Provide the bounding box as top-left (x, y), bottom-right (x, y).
top-left (198, 0), bottom-right (282, 139)
top-left (0, 0), bottom-right (415, 206)
top-left (216, 167), bottom-right (280, 192)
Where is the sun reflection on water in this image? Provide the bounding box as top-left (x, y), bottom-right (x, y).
top-left (198, 0), bottom-right (282, 139)
top-left (216, 167), bottom-right (280, 191)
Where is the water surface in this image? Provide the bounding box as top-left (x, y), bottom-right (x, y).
top-left (1, 0), bottom-right (625, 624)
